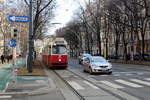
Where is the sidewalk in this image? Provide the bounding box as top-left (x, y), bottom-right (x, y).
top-left (6, 59), bottom-right (49, 93)
top-left (0, 58), bottom-right (26, 92)
top-left (1, 58), bottom-right (65, 100)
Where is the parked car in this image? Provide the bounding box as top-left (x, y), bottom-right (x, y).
top-left (144, 54), bottom-right (150, 61)
top-left (109, 54), bottom-right (122, 59)
top-left (133, 54), bottom-right (142, 60)
top-left (78, 53), bottom-right (92, 64)
top-left (82, 56), bottom-right (112, 74)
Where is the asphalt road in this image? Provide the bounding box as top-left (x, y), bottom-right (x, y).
top-left (1, 59), bottom-right (150, 100)
top-left (68, 58), bottom-right (150, 100)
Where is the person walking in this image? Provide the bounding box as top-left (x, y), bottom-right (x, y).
top-left (6, 55), bottom-right (10, 63)
top-left (9, 55), bottom-right (13, 62)
top-left (1, 54), bottom-right (4, 64)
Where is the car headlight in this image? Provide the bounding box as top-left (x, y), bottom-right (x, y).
top-left (107, 66), bottom-right (112, 69)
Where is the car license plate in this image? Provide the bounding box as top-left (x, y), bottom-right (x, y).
top-left (102, 68), bottom-right (107, 71)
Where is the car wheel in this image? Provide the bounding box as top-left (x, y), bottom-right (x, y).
top-left (79, 61), bottom-right (80, 64)
top-left (89, 67), bottom-right (93, 75)
top-left (108, 72), bottom-right (112, 75)
top-left (79, 60), bottom-right (81, 64)
top-left (83, 69), bottom-right (86, 72)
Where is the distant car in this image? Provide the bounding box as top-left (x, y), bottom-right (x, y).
top-left (82, 56), bottom-right (112, 74)
top-left (78, 54), bottom-right (92, 64)
top-left (133, 54), bottom-right (141, 60)
top-left (144, 54), bottom-right (150, 61)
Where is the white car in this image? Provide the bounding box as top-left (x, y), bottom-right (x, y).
top-left (78, 53), bottom-right (92, 64)
top-left (82, 56), bottom-right (112, 74)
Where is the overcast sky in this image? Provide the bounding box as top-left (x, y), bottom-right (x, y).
top-left (48, 0), bottom-right (86, 35)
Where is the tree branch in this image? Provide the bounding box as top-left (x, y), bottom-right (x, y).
top-left (24, 0), bottom-right (29, 7)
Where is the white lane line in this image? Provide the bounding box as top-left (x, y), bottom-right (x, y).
top-left (125, 74), bottom-right (133, 76)
top-left (0, 95), bottom-right (12, 99)
top-left (113, 74), bottom-right (120, 76)
top-left (68, 81), bottom-right (84, 90)
top-left (83, 81), bottom-right (99, 89)
top-left (115, 79), bottom-right (143, 88)
top-left (144, 78), bottom-right (150, 81)
top-left (100, 81), bottom-right (124, 89)
top-left (137, 73), bottom-right (144, 75)
top-left (130, 79), bottom-right (150, 86)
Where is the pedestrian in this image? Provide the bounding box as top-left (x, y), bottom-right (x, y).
top-left (9, 55), bottom-right (13, 62)
top-left (6, 55), bottom-right (10, 63)
top-left (1, 54), bottom-right (4, 64)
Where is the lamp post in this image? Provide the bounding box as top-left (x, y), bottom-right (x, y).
top-left (27, 0), bottom-right (33, 73)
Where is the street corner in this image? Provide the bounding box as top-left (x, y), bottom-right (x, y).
top-left (5, 76), bottom-right (51, 95)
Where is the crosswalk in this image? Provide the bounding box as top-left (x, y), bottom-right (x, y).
top-left (110, 72), bottom-right (150, 77)
top-left (144, 78), bottom-right (150, 81)
top-left (130, 79), bottom-right (150, 86)
top-left (100, 81), bottom-right (124, 89)
top-left (115, 79), bottom-right (143, 88)
top-left (67, 78), bottom-right (150, 90)
top-left (100, 78), bottom-right (150, 89)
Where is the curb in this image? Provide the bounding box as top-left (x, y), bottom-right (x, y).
top-left (0, 88), bottom-right (54, 96)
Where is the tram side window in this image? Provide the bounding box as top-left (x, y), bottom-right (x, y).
top-left (52, 45), bottom-right (67, 54)
top-left (49, 46), bottom-right (51, 54)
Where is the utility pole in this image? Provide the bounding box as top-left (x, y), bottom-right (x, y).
top-left (27, 0), bottom-right (33, 73)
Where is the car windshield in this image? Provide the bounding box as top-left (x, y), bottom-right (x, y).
top-left (52, 45), bottom-right (67, 54)
top-left (83, 54), bottom-right (91, 57)
top-left (91, 57), bottom-right (107, 62)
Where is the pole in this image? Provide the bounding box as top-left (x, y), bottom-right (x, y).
top-left (27, 0), bottom-right (33, 73)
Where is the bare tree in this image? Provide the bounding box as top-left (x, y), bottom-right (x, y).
top-left (24, 0), bottom-right (56, 39)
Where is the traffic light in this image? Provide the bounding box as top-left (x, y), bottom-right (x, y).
top-left (13, 29), bottom-right (17, 37)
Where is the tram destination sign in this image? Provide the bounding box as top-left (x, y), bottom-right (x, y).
top-left (8, 15), bottom-right (29, 23)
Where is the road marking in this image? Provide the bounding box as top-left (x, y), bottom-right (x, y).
top-left (115, 79), bottom-right (143, 88)
top-left (0, 95), bottom-right (12, 99)
top-left (130, 79), bottom-right (150, 86)
top-left (113, 74), bottom-right (120, 76)
top-left (83, 81), bottom-right (99, 89)
top-left (100, 75), bottom-right (108, 76)
top-left (144, 78), bottom-right (150, 81)
top-left (125, 74), bottom-right (133, 76)
top-left (68, 81), bottom-right (84, 90)
top-left (100, 81), bottom-right (124, 89)
top-left (137, 73), bottom-right (144, 75)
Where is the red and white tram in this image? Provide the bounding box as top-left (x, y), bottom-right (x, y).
top-left (42, 37), bottom-right (68, 69)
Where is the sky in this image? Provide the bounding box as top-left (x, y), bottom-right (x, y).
top-left (1, 0), bottom-right (87, 35)
top-left (48, 0), bottom-right (86, 35)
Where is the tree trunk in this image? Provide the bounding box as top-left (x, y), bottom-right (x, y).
top-left (115, 40), bottom-right (119, 59)
top-left (124, 43), bottom-right (128, 61)
top-left (97, 28), bottom-right (101, 56)
top-left (106, 38), bottom-right (108, 59)
top-left (141, 34), bottom-right (145, 60)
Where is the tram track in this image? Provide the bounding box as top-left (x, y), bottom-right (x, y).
top-left (53, 69), bottom-right (126, 100)
top-left (52, 69), bottom-right (85, 100)
top-left (44, 60), bottom-right (140, 100)
top-left (68, 63), bottom-right (142, 100)
top-left (68, 69), bottom-right (126, 100)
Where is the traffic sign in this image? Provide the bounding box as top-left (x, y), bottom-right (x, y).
top-left (8, 15), bottom-right (29, 23)
top-left (8, 39), bottom-right (17, 47)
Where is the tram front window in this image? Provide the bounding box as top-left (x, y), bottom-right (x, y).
top-left (52, 45), bottom-right (67, 54)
